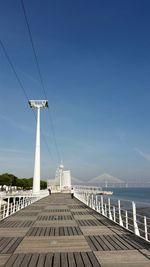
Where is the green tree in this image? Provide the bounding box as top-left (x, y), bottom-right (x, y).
top-left (40, 180), bottom-right (47, 189)
top-left (0, 172), bottom-right (47, 191)
top-left (0, 173), bottom-right (13, 190)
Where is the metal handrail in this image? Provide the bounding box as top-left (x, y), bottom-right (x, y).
top-left (74, 190), bottom-right (150, 243)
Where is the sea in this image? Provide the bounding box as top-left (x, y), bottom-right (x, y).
top-left (99, 187), bottom-right (150, 217)
top-left (108, 187), bottom-right (150, 203)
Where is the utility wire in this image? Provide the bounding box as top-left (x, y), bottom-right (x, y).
top-left (0, 39), bottom-right (53, 161)
top-left (0, 39), bottom-right (29, 102)
top-left (21, 0), bottom-right (61, 163)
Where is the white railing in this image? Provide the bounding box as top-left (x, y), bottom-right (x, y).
top-left (74, 190), bottom-right (150, 243)
top-left (74, 185), bottom-right (103, 195)
top-left (0, 192), bottom-right (47, 221)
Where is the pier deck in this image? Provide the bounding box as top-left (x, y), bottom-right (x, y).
top-left (0, 193), bottom-right (150, 267)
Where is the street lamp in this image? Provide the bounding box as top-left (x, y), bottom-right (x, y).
top-left (29, 100), bottom-right (48, 195)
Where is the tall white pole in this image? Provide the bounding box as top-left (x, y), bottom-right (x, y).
top-left (33, 107), bottom-right (40, 195)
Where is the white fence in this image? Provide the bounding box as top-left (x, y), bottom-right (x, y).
top-left (0, 193), bottom-right (47, 221)
top-left (74, 190), bottom-right (150, 243)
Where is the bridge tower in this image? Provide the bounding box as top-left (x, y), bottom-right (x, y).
top-left (29, 100), bottom-right (48, 195)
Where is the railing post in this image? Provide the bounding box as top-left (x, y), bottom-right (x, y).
top-left (101, 196), bottom-right (104, 215)
top-left (17, 201), bottom-right (19, 211)
top-left (19, 197), bottom-right (21, 209)
top-left (25, 197), bottom-right (28, 207)
top-left (86, 193), bottom-right (89, 206)
top-left (125, 210), bottom-right (128, 230)
top-left (93, 200), bottom-right (96, 210)
top-left (96, 195), bottom-right (98, 211)
top-left (118, 200), bottom-right (123, 226)
top-left (104, 203), bottom-right (107, 216)
top-left (13, 197), bottom-right (16, 213)
top-left (132, 201), bottom-right (140, 236)
top-left (108, 198), bottom-right (112, 220)
top-left (113, 206), bottom-right (116, 222)
top-left (3, 205), bottom-right (6, 219)
top-left (91, 194), bottom-right (94, 209)
top-left (6, 197), bottom-right (10, 217)
top-left (20, 199), bottom-right (23, 209)
top-left (23, 197), bottom-right (26, 207)
top-left (144, 216), bottom-right (148, 241)
top-left (89, 197), bottom-right (92, 208)
top-left (98, 201), bottom-right (101, 213)
top-left (10, 203), bottom-right (13, 214)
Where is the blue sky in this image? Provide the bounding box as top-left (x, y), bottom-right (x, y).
top-left (0, 0), bottom-right (150, 182)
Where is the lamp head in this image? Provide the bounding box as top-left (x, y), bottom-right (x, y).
top-left (29, 100), bottom-right (48, 108)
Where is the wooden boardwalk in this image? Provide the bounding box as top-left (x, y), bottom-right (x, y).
top-left (0, 193), bottom-right (150, 267)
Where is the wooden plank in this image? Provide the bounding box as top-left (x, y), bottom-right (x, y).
top-left (18, 254), bottom-right (32, 267)
top-left (74, 252), bottom-right (84, 267)
top-left (36, 227), bottom-right (42, 236)
top-left (111, 235), bottom-right (129, 250)
top-left (44, 227), bottom-right (48, 236)
top-left (59, 227), bottom-right (64, 236)
top-left (0, 254), bottom-right (11, 267)
top-left (76, 227), bottom-right (82, 235)
top-left (90, 236), bottom-right (104, 251)
top-left (64, 227), bottom-right (69, 236)
top-left (36, 253), bottom-right (46, 267)
top-left (11, 254), bottom-right (25, 267)
top-left (40, 227), bottom-right (46, 236)
top-left (34, 220), bottom-right (78, 227)
top-left (68, 227), bottom-right (73, 236)
top-left (4, 254), bottom-right (18, 267)
top-left (15, 236), bottom-right (91, 253)
top-left (6, 237), bottom-right (22, 254)
top-left (44, 253), bottom-right (53, 267)
top-left (72, 227), bottom-right (78, 236)
top-left (114, 234), bottom-right (134, 250)
top-left (33, 227), bottom-right (40, 237)
top-left (99, 235), bottom-right (114, 250)
top-left (68, 252), bottom-right (76, 267)
top-left (94, 250), bottom-right (150, 266)
top-left (81, 252), bottom-right (92, 267)
top-left (0, 238), bottom-right (8, 249)
top-left (21, 221), bottom-right (33, 227)
top-left (50, 227), bottom-right (55, 236)
top-left (28, 253), bottom-right (39, 267)
top-left (61, 253), bottom-right (68, 267)
top-left (87, 252), bottom-right (101, 267)
top-left (0, 238), bottom-right (12, 253)
top-left (55, 228), bottom-right (59, 236)
top-left (104, 235), bottom-right (122, 250)
top-left (85, 236), bottom-right (98, 251)
top-left (0, 228), bottom-right (29, 237)
top-left (26, 228), bottom-right (33, 236)
top-left (119, 234), bottom-right (143, 250)
top-left (95, 236), bottom-right (109, 251)
top-left (53, 252), bottom-right (60, 267)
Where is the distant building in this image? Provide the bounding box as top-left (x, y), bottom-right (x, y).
top-left (62, 170), bottom-right (71, 189)
top-left (47, 164), bottom-right (71, 191)
top-left (47, 178), bottom-right (59, 191)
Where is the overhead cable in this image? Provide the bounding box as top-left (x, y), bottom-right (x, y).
top-left (21, 0), bottom-right (61, 163)
top-left (0, 39), bottom-right (53, 161)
